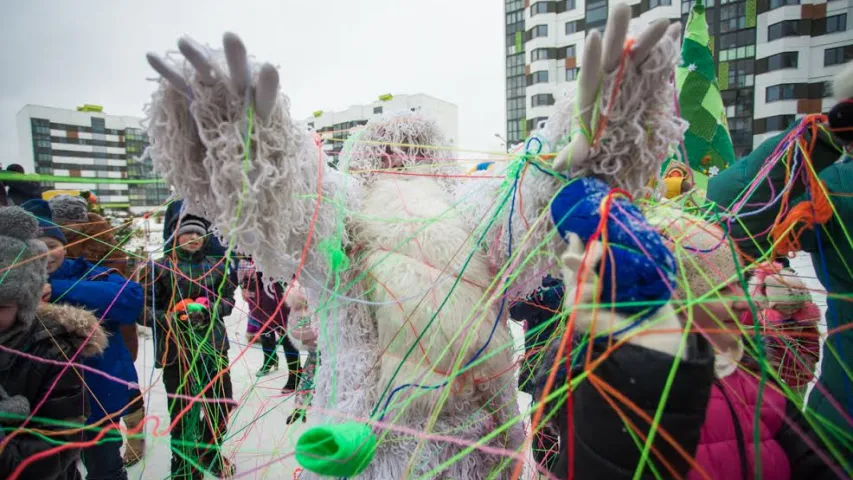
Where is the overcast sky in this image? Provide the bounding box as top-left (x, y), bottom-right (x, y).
top-left (0, 0), bottom-right (506, 166)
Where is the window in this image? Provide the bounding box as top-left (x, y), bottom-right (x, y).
top-left (825, 46), bottom-right (847, 66)
top-left (530, 2), bottom-right (550, 16)
top-left (566, 67), bottom-right (580, 81)
top-left (720, 30), bottom-right (755, 50)
top-left (722, 87), bottom-right (755, 119)
top-left (530, 70), bottom-right (549, 84)
top-left (719, 2), bottom-right (747, 33)
top-left (649, 0), bottom-right (672, 8)
top-left (531, 48), bottom-right (554, 61)
top-left (506, 10), bottom-right (523, 25)
top-left (719, 45), bottom-right (755, 61)
top-left (373, 106), bottom-right (383, 114)
top-left (565, 20), bottom-right (580, 34)
top-left (531, 94), bottom-right (555, 107)
top-left (727, 59), bottom-right (754, 88)
top-left (507, 52), bottom-right (525, 76)
top-left (768, 20), bottom-right (800, 41)
top-left (91, 117), bottom-right (105, 133)
top-left (586, 0), bottom-right (608, 25)
top-left (508, 97), bottom-right (525, 120)
top-left (562, 0), bottom-right (576, 10)
top-left (767, 52), bottom-right (798, 71)
top-left (827, 14), bottom-right (847, 34)
top-left (563, 45), bottom-right (576, 58)
top-left (766, 115), bottom-right (796, 132)
top-left (766, 84), bottom-right (797, 102)
top-left (507, 75), bottom-right (526, 96)
top-left (769, 0), bottom-right (799, 9)
top-left (531, 25), bottom-right (548, 39)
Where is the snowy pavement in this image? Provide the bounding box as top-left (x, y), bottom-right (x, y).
top-left (126, 295), bottom-right (306, 479)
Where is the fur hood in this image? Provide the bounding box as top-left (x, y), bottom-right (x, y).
top-left (33, 303), bottom-right (107, 357)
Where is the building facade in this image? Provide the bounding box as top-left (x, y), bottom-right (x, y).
top-left (16, 104), bottom-right (170, 213)
top-left (505, 0), bottom-right (853, 156)
top-left (304, 93), bottom-right (459, 167)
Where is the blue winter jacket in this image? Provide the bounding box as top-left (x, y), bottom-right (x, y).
top-left (49, 257), bottom-right (144, 423)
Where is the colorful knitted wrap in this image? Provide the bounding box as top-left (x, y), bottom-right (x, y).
top-left (550, 177), bottom-right (678, 318)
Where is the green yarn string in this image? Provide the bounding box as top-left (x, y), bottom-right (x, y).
top-left (318, 237), bottom-right (350, 274)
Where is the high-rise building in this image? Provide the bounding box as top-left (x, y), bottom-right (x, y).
top-left (505, 0), bottom-right (853, 156)
top-left (16, 104), bottom-right (170, 214)
top-left (304, 93), bottom-right (459, 167)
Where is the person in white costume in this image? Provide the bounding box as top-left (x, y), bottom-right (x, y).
top-left (143, 4), bottom-right (695, 477)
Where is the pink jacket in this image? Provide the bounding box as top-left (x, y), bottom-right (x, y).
top-left (690, 370), bottom-right (790, 480)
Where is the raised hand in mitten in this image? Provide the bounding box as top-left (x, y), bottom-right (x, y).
top-left (552, 3), bottom-right (685, 197)
top-left (147, 33), bottom-right (279, 123)
top-left (146, 33), bottom-right (341, 286)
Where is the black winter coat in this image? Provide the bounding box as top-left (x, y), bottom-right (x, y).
top-left (146, 247), bottom-right (236, 368)
top-left (534, 334), bottom-right (715, 479)
top-left (0, 304), bottom-right (107, 480)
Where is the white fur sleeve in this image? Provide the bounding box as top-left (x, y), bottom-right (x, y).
top-left (145, 53), bottom-right (361, 284)
top-left (454, 159), bottom-right (565, 297)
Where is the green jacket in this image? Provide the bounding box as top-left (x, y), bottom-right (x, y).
top-left (707, 124), bottom-right (853, 454)
top-left (146, 246), bottom-right (236, 368)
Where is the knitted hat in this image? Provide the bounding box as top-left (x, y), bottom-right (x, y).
top-left (0, 207), bottom-right (49, 330)
top-left (19, 199), bottom-right (67, 244)
top-left (550, 177), bottom-right (678, 318)
top-left (645, 205), bottom-right (741, 303)
top-left (174, 214), bottom-right (209, 238)
top-left (49, 194), bottom-right (89, 224)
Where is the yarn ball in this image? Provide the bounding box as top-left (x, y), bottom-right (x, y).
top-left (295, 423), bottom-right (377, 477)
top-left (550, 177), bottom-right (678, 317)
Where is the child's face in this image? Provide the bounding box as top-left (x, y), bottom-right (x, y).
top-left (0, 303), bottom-right (18, 332)
top-left (40, 237), bottom-right (66, 274)
top-left (690, 281), bottom-right (750, 350)
top-left (178, 233), bottom-right (204, 253)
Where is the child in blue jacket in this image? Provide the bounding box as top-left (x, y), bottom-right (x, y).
top-left (22, 200), bottom-right (144, 480)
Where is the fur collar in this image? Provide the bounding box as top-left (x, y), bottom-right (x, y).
top-left (33, 303), bottom-right (107, 357)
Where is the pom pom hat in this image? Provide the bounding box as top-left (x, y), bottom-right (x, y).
top-left (19, 199), bottom-right (67, 245)
top-left (49, 194), bottom-right (90, 224)
top-left (550, 177), bottom-right (678, 318)
top-left (0, 207), bottom-right (50, 331)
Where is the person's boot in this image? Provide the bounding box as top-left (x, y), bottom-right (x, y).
top-left (205, 454), bottom-right (235, 478)
top-left (286, 408), bottom-right (306, 424)
top-left (281, 373), bottom-right (299, 393)
top-left (123, 408), bottom-right (146, 466)
top-left (255, 357), bottom-right (278, 377)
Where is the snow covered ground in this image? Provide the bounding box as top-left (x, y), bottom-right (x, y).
top-left (126, 294), bottom-right (305, 479)
top-left (110, 247), bottom-right (825, 479)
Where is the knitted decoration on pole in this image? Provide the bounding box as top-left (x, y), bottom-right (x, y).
top-left (675, 0), bottom-right (736, 176)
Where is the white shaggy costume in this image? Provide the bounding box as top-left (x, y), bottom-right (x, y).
top-left (144, 7), bottom-right (685, 476)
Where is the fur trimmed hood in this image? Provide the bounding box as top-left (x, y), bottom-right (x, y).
top-left (33, 303), bottom-right (107, 357)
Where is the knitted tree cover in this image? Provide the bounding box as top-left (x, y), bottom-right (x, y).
top-left (675, 0), bottom-right (736, 176)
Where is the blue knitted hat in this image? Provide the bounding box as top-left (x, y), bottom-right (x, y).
top-left (550, 177), bottom-right (677, 317)
top-left (19, 199), bottom-right (67, 244)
